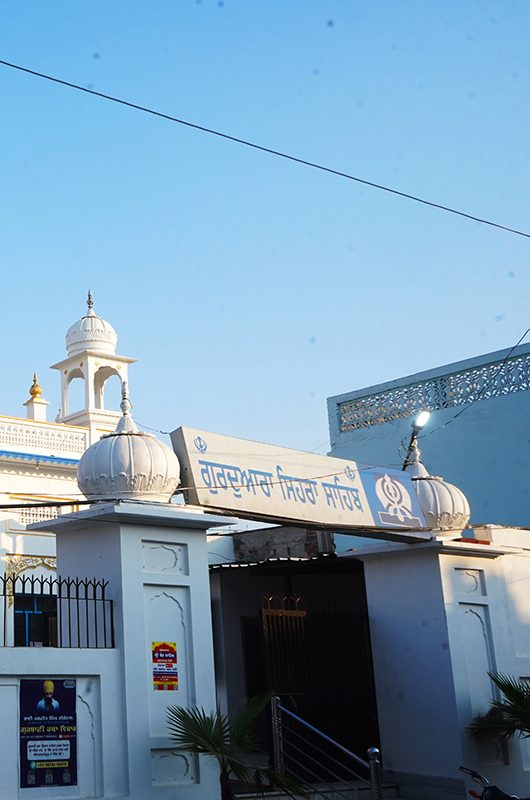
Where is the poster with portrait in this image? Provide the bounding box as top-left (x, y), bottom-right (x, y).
top-left (19, 678), bottom-right (77, 788)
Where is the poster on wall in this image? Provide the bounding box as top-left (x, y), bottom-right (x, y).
top-left (152, 641), bottom-right (178, 690)
top-left (19, 678), bottom-right (77, 788)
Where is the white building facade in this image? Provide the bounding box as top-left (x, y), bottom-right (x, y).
top-left (3, 302), bottom-right (530, 799)
top-left (0, 294), bottom-right (134, 617)
top-left (0, 348), bottom-right (226, 799)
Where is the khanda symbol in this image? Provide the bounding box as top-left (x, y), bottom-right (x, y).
top-left (344, 465), bottom-right (356, 482)
top-left (194, 436), bottom-right (207, 454)
top-left (375, 474), bottom-right (412, 522)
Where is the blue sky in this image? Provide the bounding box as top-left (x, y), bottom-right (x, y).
top-left (2, 1), bottom-right (529, 453)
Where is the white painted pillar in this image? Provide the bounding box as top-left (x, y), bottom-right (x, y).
top-left (23, 397), bottom-right (49, 421)
top-left (84, 360), bottom-right (95, 410)
top-left (360, 545), bottom-right (465, 800)
top-left (35, 502), bottom-right (228, 800)
top-left (60, 373), bottom-right (69, 417)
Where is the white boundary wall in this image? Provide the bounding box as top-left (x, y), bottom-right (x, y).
top-left (0, 501), bottom-right (231, 800)
top-left (0, 649), bottom-right (124, 799)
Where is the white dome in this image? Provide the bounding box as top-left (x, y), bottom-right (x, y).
top-left (66, 293), bottom-right (117, 357)
top-left (77, 387), bottom-right (180, 503)
top-left (406, 441), bottom-right (471, 531)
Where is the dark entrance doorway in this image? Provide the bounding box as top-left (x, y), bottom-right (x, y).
top-left (235, 557), bottom-right (379, 759)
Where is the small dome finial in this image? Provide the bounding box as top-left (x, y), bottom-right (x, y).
top-left (87, 290), bottom-right (94, 310)
top-left (404, 438), bottom-right (429, 478)
top-left (120, 381), bottom-right (132, 416)
top-left (115, 382), bottom-right (138, 434)
top-left (408, 438), bottom-right (421, 464)
top-left (29, 373), bottom-right (43, 399)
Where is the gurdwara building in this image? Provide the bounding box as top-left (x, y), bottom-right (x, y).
top-left (0, 293), bottom-right (135, 594)
top-left (5, 298), bottom-right (530, 800)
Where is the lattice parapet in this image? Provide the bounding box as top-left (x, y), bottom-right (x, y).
top-left (2, 501), bottom-right (79, 528)
top-left (339, 353), bottom-right (530, 431)
top-left (0, 419), bottom-right (88, 456)
top-left (13, 505), bottom-right (60, 525)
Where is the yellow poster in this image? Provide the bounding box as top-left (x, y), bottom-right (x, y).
top-left (152, 641), bottom-right (178, 691)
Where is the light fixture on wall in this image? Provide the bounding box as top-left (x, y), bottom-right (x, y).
top-left (402, 410), bottom-right (431, 470)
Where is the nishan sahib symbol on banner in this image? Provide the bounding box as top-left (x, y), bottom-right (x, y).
top-left (375, 474), bottom-right (423, 527)
top-left (193, 436), bottom-right (207, 454)
top-left (344, 465), bottom-right (356, 482)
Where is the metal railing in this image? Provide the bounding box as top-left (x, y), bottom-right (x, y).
top-left (1, 575), bottom-right (114, 649)
top-left (271, 696), bottom-right (382, 800)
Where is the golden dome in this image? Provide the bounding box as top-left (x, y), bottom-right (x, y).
top-left (29, 373), bottom-right (43, 399)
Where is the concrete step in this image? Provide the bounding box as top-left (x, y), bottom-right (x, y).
top-left (235, 780), bottom-right (399, 800)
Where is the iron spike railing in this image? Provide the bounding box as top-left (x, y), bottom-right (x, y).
top-left (0, 575), bottom-right (114, 649)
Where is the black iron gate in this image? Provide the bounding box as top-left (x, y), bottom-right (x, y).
top-left (262, 595), bottom-right (310, 700)
top-left (243, 594), bottom-right (379, 758)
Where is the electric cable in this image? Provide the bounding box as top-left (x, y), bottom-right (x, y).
top-left (15, 332), bottom-right (530, 508)
top-left (0, 499), bottom-right (91, 510)
top-left (0, 456), bottom-right (410, 510)
top-left (0, 500), bottom-right (430, 534)
top-left (9, 324), bottom-right (528, 502)
top-left (135, 420), bottom-right (170, 436)
top-left (0, 58), bottom-right (529, 239)
top-left (419, 325), bottom-right (530, 441)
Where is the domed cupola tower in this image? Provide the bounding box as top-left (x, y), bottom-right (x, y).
top-left (77, 384), bottom-right (180, 502)
top-left (65, 294), bottom-right (118, 356)
top-left (405, 440), bottom-right (471, 531)
top-left (51, 292), bottom-right (136, 442)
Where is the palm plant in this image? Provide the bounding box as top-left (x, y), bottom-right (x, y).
top-left (167, 693), bottom-right (306, 800)
top-left (469, 673), bottom-right (530, 740)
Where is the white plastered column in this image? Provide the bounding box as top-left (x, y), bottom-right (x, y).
top-left (32, 502), bottom-right (232, 800)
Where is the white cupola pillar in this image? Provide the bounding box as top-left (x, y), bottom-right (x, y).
top-left (51, 292), bottom-right (136, 443)
top-left (31, 501), bottom-right (230, 800)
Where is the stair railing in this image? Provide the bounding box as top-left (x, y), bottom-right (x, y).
top-left (271, 695), bottom-right (382, 800)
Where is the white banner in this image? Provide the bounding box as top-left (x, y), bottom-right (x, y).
top-left (171, 427), bottom-right (428, 533)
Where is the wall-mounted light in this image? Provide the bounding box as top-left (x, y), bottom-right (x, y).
top-left (402, 410), bottom-right (431, 470)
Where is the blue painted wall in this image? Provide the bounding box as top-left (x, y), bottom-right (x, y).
top-left (327, 344), bottom-right (530, 527)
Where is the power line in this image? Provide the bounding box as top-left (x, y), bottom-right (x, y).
top-left (419, 325), bottom-right (530, 442)
top-left (1, 58), bottom-right (529, 239)
top-left (135, 420), bottom-right (171, 436)
top-left (10, 325), bottom-right (527, 503)
top-left (0, 499), bottom-right (91, 510)
top-left (0, 457), bottom-right (408, 510)
top-left (396, 326), bottom-right (530, 460)
top-left (0, 497), bottom-right (430, 534)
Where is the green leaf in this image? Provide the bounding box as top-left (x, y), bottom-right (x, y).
top-left (167, 695), bottom-right (307, 798)
top-left (469, 673), bottom-right (530, 740)
top-left (167, 705), bottom-right (230, 756)
top-left (230, 693), bottom-right (272, 751)
top-left (259, 766), bottom-right (309, 798)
